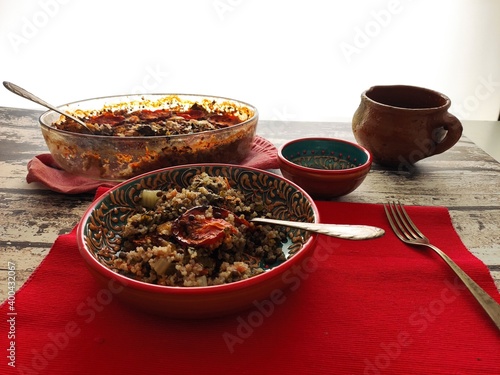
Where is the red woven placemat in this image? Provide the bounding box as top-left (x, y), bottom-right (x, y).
top-left (2, 197), bottom-right (499, 374)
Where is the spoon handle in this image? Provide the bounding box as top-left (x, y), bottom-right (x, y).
top-left (3, 81), bottom-right (88, 128)
top-left (251, 218), bottom-right (385, 240)
top-left (4, 81), bottom-right (60, 111)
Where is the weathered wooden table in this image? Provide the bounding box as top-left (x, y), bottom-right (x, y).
top-left (1, 107), bottom-right (499, 303)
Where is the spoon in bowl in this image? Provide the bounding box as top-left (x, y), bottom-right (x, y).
top-left (172, 206), bottom-right (385, 247)
top-left (3, 81), bottom-right (93, 133)
top-left (250, 217), bottom-right (385, 240)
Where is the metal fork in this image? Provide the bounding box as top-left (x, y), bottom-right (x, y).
top-left (384, 201), bottom-right (500, 330)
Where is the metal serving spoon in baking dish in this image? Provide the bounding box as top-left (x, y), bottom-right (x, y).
top-left (3, 81), bottom-right (94, 133)
top-left (172, 206), bottom-right (385, 247)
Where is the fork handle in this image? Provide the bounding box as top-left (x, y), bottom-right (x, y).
top-left (428, 244), bottom-right (500, 330)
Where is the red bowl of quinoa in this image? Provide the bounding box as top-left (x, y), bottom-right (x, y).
top-left (77, 164), bottom-right (320, 318)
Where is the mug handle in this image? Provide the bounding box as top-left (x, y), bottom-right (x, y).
top-left (431, 113), bottom-right (463, 156)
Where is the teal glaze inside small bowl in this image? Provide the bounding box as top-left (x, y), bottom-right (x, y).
top-left (277, 137), bottom-right (372, 199)
top-left (282, 138), bottom-right (369, 170)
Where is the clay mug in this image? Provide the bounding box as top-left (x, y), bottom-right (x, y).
top-left (352, 85), bottom-right (462, 168)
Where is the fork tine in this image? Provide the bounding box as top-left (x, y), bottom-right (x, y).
top-left (394, 201), bottom-right (424, 240)
top-left (393, 202), bottom-right (413, 239)
top-left (384, 201), bottom-right (417, 241)
top-left (383, 202), bottom-right (406, 241)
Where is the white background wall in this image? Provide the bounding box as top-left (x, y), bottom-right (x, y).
top-left (1, 0), bottom-right (499, 122)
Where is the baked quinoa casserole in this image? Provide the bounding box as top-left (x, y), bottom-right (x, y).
top-left (41, 95), bottom-right (258, 180)
top-left (55, 103), bottom-right (243, 136)
top-left (108, 173), bottom-right (292, 287)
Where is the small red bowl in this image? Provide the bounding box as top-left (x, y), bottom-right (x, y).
top-left (278, 138), bottom-right (372, 199)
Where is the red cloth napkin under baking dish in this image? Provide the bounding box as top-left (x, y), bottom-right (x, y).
top-left (26, 135), bottom-right (279, 194)
top-left (1, 197), bottom-right (499, 375)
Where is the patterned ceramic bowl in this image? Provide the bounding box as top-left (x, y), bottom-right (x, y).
top-left (77, 164), bottom-right (319, 318)
top-left (278, 138), bottom-right (372, 199)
